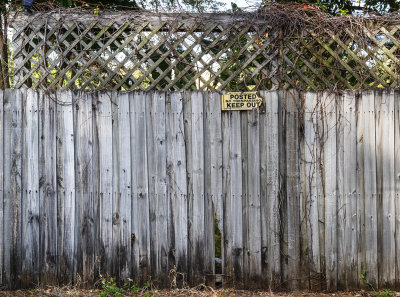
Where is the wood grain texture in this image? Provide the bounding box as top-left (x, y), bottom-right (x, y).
top-left (376, 90), bottom-right (395, 288)
top-left (21, 89), bottom-right (39, 287)
top-left (74, 91), bottom-right (95, 284)
top-left (363, 90), bottom-right (378, 287)
top-left (56, 90), bottom-right (75, 283)
top-left (304, 92), bottom-right (321, 290)
top-left (39, 90), bottom-right (58, 285)
top-left (3, 89), bottom-right (23, 288)
top-left (131, 92), bottom-right (150, 283)
top-left (285, 90), bottom-right (301, 290)
top-left (146, 92), bottom-right (168, 286)
top-left (116, 92), bottom-right (132, 280)
top-left (342, 91), bottom-right (358, 289)
top-left (166, 92), bottom-right (188, 284)
top-left (263, 91), bottom-right (281, 289)
top-left (1, 89), bottom-right (400, 289)
top-left (322, 93), bottom-right (337, 291)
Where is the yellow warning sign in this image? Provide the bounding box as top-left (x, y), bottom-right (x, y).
top-left (221, 92), bottom-right (262, 111)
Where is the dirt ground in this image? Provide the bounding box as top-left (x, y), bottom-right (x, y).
top-left (1, 288), bottom-right (400, 297)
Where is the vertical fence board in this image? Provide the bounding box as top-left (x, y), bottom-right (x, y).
top-left (285, 90), bottom-right (301, 290)
top-left (21, 89), bottom-right (39, 287)
top-left (131, 92), bottom-right (150, 283)
top-left (56, 90), bottom-right (75, 283)
top-left (336, 93), bottom-right (346, 289)
top-left (395, 90), bottom-right (400, 287)
top-left (39, 90), bottom-right (58, 285)
top-left (3, 89), bottom-right (23, 288)
top-left (262, 91), bottom-right (281, 289)
top-left (166, 92), bottom-right (188, 284)
top-left (363, 90), bottom-right (378, 287)
top-left (376, 90), bottom-right (396, 287)
top-left (304, 92), bottom-right (321, 290)
top-left (96, 92), bottom-right (114, 277)
top-left (111, 91), bottom-right (121, 278)
top-left (356, 92), bottom-right (365, 288)
top-left (74, 92), bottom-right (94, 284)
top-left (221, 110), bottom-right (232, 287)
top-left (241, 109), bottom-right (248, 290)
top-left (146, 92), bottom-right (168, 285)
top-left (343, 91), bottom-right (358, 288)
top-left (116, 92), bottom-right (132, 280)
top-left (187, 92), bottom-right (206, 285)
top-left (208, 93), bottom-right (223, 283)
top-left (231, 111), bottom-right (243, 287)
top-left (247, 108), bottom-right (262, 287)
top-left (322, 93), bottom-right (337, 291)
top-left (203, 93), bottom-right (215, 286)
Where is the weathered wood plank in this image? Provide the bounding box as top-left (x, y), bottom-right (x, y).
top-left (230, 110), bottom-right (243, 288)
top-left (285, 90), bottom-right (301, 290)
top-left (56, 90), bottom-right (75, 284)
top-left (394, 89), bottom-right (400, 288)
top-left (208, 93), bottom-right (223, 284)
top-left (262, 91), bottom-right (281, 290)
top-left (246, 107), bottom-right (262, 287)
top-left (131, 92), bottom-right (151, 283)
top-left (376, 90), bottom-right (395, 287)
top-left (111, 91), bottom-right (120, 278)
top-left (322, 93), bottom-right (337, 291)
top-left (336, 92), bottom-right (345, 289)
top-left (166, 92), bottom-right (188, 286)
top-left (116, 92), bottom-right (132, 280)
top-left (74, 91), bottom-right (95, 284)
top-left (96, 92), bottom-right (114, 277)
top-left (356, 91), bottom-right (365, 289)
top-left (221, 108), bottom-right (233, 287)
top-left (241, 108), bottom-right (248, 290)
top-left (304, 92), bottom-right (321, 290)
top-left (362, 90), bottom-right (378, 287)
top-left (185, 92), bottom-right (206, 285)
top-left (343, 91), bottom-right (358, 288)
top-left (21, 89), bottom-right (39, 287)
top-left (146, 92), bottom-right (168, 286)
top-left (39, 90), bottom-right (58, 285)
top-left (3, 89), bottom-right (23, 288)
top-left (203, 93), bottom-right (215, 286)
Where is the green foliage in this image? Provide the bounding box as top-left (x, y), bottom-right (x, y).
top-left (98, 276), bottom-right (154, 297)
top-left (99, 277), bottom-right (125, 297)
top-left (361, 270), bottom-right (393, 297)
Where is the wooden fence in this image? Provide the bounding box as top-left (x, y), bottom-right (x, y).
top-left (0, 89), bottom-right (400, 290)
top-left (9, 10), bottom-right (400, 91)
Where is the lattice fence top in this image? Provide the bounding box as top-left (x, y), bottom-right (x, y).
top-left (9, 10), bottom-right (400, 91)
